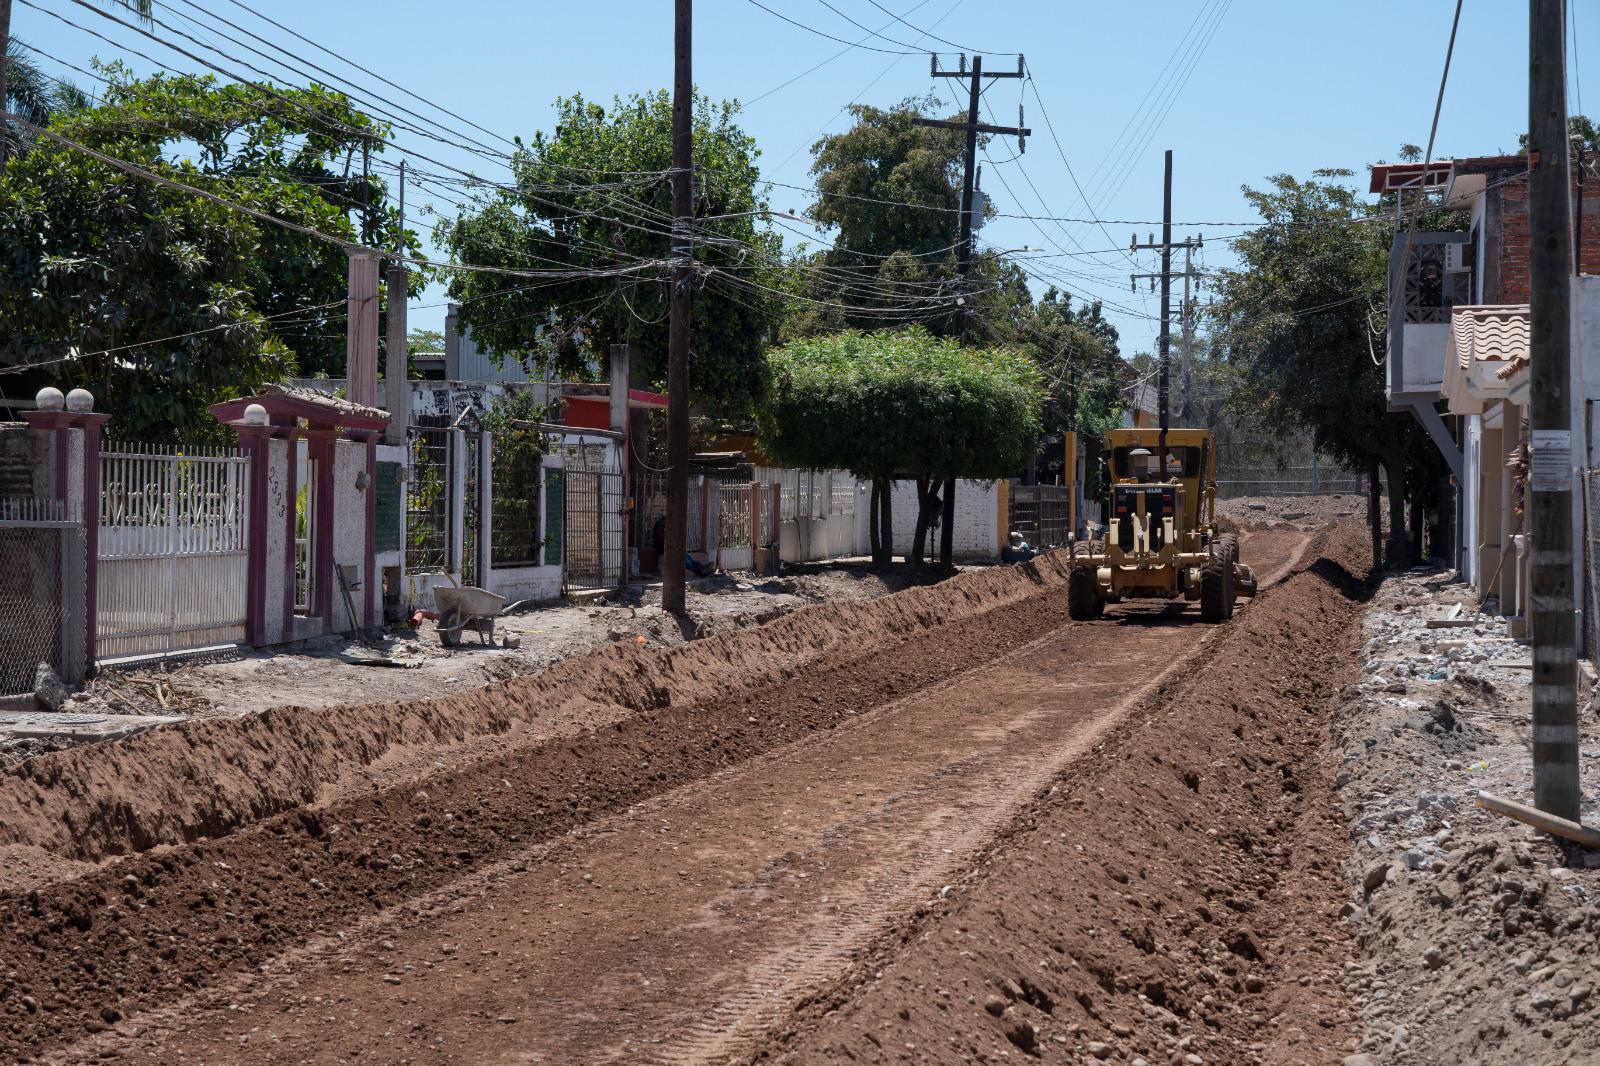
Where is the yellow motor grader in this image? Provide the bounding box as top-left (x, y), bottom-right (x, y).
top-left (1067, 426), bottom-right (1256, 622)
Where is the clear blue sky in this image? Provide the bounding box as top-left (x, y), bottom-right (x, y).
top-left (14, 0), bottom-right (1588, 357)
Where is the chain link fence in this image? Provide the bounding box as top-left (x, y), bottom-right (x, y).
top-left (0, 497), bottom-right (86, 694)
top-left (1216, 462), bottom-right (1365, 499)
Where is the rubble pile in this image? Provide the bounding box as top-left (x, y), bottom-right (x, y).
top-left (1332, 569), bottom-right (1600, 1065)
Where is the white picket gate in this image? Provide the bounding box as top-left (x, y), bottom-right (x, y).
top-left (98, 444), bottom-right (249, 659)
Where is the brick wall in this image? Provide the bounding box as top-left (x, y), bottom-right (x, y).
top-left (1493, 179), bottom-right (1600, 303)
top-left (886, 479), bottom-right (999, 558)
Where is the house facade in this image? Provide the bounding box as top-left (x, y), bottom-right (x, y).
top-left (1376, 153), bottom-right (1600, 640)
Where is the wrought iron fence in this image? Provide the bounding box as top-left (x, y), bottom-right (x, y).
top-left (564, 469), bottom-right (624, 589)
top-left (1009, 484), bottom-right (1073, 548)
top-left (490, 429), bottom-right (543, 568)
top-left (406, 425), bottom-right (451, 574)
top-left (717, 481), bottom-right (754, 549)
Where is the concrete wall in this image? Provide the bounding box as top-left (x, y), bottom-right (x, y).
top-left (880, 479), bottom-right (1001, 559)
top-left (0, 425), bottom-right (48, 498)
top-left (263, 437), bottom-right (290, 643)
top-left (331, 440), bottom-right (370, 631)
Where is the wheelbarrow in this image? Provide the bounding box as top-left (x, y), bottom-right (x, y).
top-left (433, 586), bottom-right (522, 648)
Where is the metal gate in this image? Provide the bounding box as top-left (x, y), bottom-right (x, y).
top-left (0, 497), bottom-right (86, 693)
top-left (98, 445), bottom-right (249, 659)
top-left (563, 470), bottom-right (624, 590)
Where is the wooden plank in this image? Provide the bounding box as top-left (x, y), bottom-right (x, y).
top-left (1477, 791), bottom-right (1600, 848)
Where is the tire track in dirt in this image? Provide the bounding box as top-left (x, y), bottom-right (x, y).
top-left (47, 530), bottom-right (1311, 1065)
top-left (755, 523), bottom-right (1373, 1066)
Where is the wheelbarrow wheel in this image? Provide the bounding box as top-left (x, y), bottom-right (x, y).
top-left (439, 607), bottom-right (462, 648)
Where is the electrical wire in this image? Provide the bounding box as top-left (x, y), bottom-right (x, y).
top-left (742, 0), bottom-right (922, 55)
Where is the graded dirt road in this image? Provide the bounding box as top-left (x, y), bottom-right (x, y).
top-left (6, 527), bottom-right (1341, 1066)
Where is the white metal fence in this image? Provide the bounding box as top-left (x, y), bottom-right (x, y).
top-left (98, 445), bottom-right (249, 659)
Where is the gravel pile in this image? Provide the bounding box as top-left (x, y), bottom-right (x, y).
top-left (1332, 569), bottom-right (1600, 1065)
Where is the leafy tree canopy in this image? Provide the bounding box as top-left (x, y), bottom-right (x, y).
top-left (757, 327), bottom-right (1043, 482)
top-left (789, 97), bottom-right (1024, 342)
top-left (1009, 287), bottom-right (1125, 443)
top-left (1206, 168), bottom-right (1447, 561)
top-left (441, 91), bottom-right (785, 418)
top-left (0, 67), bottom-right (422, 438)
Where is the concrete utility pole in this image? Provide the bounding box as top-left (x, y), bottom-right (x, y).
top-left (346, 248), bottom-right (381, 409)
top-left (384, 161), bottom-right (409, 445)
top-left (915, 53), bottom-right (1029, 567)
top-left (661, 0), bottom-right (693, 614)
top-left (1528, 0), bottom-right (1579, 821)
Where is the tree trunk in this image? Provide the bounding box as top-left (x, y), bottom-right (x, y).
top-left (939, 476), bottom-right (956, 569)
top-left (1382, 455), bottom-right (1410, 569)
top-left (876, 475), bottom-right (894, 566)
top-left (868, 479), bottom-right (882, 565)
top-left (1367, 462), bottom-right (1382, 572)
top-left (911, 475), bottom-right (931, 566)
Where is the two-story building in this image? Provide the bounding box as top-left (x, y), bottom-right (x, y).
top-left (1375, 153), bottom-right (1600, 639)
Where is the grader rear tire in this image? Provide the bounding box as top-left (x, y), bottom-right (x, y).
top-left (1068, 543), bottom-right (1103, 620)
top-left (1199, 552), bottom-right (1234, 624)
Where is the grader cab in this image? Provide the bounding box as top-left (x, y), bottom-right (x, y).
top-left (1067, 427), bottom-right (1256, 622)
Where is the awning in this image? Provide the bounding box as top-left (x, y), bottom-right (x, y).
top-left (1442, 304), bottom-right (1530, 414)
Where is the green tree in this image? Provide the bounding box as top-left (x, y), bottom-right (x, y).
top-left (0, 69), bottom-right (421, 438)
top-left (1207, 168), bottom-right (1446, 566)
top-left (758, 328), bottom-right (1043, 567)
top-left (0, 0), bottom-right (150, 161)
top-left (441, 90), bottom-right (785, 418)
top-left (793, 97), bottom-right (1029, 343)
top-left (407, 327), bottom-right (445, 354)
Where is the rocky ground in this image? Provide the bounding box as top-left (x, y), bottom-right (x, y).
top-left (1218, 494), bottom-right (1367, 530)
top-left (1331, 568), bottom-right (1600, 1066)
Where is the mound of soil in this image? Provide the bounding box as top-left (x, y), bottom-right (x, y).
top-left (754, 523), bottom-right (1375, 1066)
top-left (0, 552), bottom-right (1078, 1062)
top-left (0, 552), bottom-right (1074, 871)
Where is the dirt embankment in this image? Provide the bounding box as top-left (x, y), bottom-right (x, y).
top-left (753, 522), bottom-right (1375, 1066)
top-left (0, 554), bottom-right (1073, 872)
top-left (0, 553), bottom-right (1076, 1063)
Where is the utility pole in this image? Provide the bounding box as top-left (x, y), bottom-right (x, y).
top-left (1130, 153), bottom-right (1200, 456)
top-left (915, 53), bottom-right (1028, 567)
top-left (661, 0), bottom-right (692, 614)
top-left (1134, 233), bottom-right (1205, 424)
top-left (384, 161), bottom-right (409, 446)
top-left (1528, 0), bottom-right (1579, 821)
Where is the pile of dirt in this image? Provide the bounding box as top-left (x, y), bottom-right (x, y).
top-left (751, 523), bottom-right (1375, 1066)
top-left (0, 551), bottom-right (1077, 1062)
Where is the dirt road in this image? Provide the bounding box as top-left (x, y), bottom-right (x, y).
top-left (7, 527), bottom-right (1341, 1065)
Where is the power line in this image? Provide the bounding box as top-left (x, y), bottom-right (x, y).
top-left (860, 0), bottom-right (1001, 54)
top-left (741, 0), bottom-right (937, 107)
top-left (741, 0), bottom-right (922, 55)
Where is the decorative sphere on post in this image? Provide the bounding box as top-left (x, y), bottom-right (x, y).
top-left (35, 387), bottom-right (64, 411)
top-left (242, 403), bottom-right (269, 426)
top-left (65, 388), bottom-right (94, 413)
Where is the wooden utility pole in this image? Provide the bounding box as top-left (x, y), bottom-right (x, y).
top-left (661, 0), bottom-right (692, 614)
top-left (1130, 154), bottom-right (1197, 461)
top-left (916, 54), bottom-right (1028, 567)
top-left (1528, 0), bottom-right (1579, 821)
